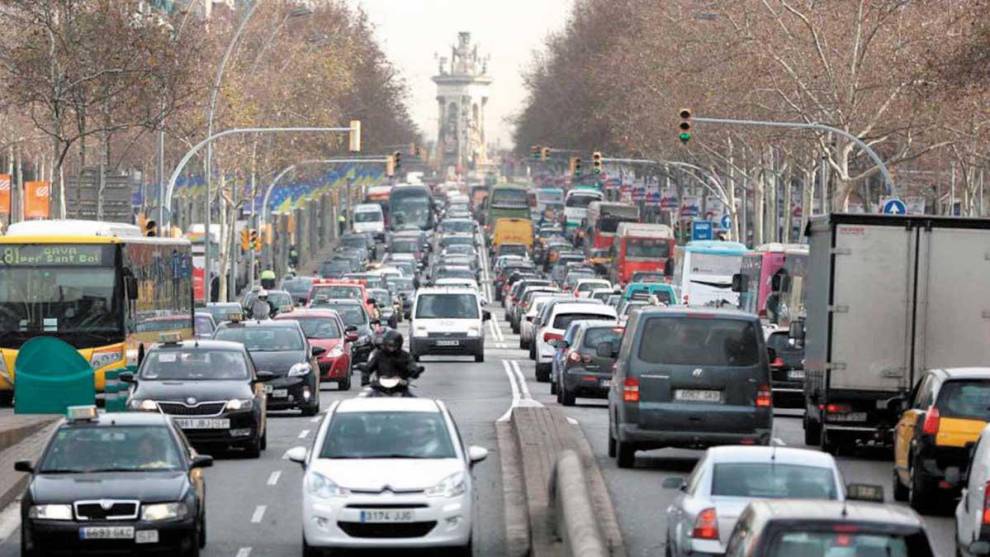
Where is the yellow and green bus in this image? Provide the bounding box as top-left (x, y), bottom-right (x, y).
top-left (0, 220), bottom-right (194, 405)
top-left (484, 183), bottom-right (531, 234)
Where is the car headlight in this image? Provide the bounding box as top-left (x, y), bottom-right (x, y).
top-left (141, 502), bottom-right (188, 522)
top-left (288, 363), bottom-right (311, 377)
top-left (307, 471), bottom-right (349, 498)
top-left (425, 472), bottom-right (467, 498)
top-left (328, 346), bottom-right (344, 358)
top-left (129, 399), bottom-right (158, 411)
top-left (29, 504), bottom-right (73, 520)
top-left (466, 327), bottom-right (480, 337)
top-left (353, 336), bottom-right (370, 347)
top-left (225, 398), bottom-right (254, 411)
top-left (90, 349), bottom-right (124, 370)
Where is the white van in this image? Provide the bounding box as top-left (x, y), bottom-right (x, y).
top-left (351, 203), bottom-right (385, 239)
top-left (410, 287), bottom-right (490, 362)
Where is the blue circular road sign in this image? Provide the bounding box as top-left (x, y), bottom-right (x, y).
top-left (882, 198), bottom-right (906, 215)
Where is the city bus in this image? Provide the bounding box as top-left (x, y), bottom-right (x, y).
top-left (364, 184), bottom-right (393, 227)
top-left (673, 240), bottom-right (749, 307)
top-left (484, 184), bottom-right (530, 234)
top-left (733, 243), bottom-right (809, 325)
top-left (610, 222), bottom-right (675, 285)
top-left (0, 220), bottom-right (194, 405)
top-left (562, 188), bottom-right (603, 235)
top-left (584, 201), bottom-right (640, 252)
top-left (388, 184), bottom-right (434, 231)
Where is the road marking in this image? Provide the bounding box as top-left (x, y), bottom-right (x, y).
top-left (250, 505), bottom-right (266, 523)
top-left (772, 437), bottom-right (787, 446)
top-left (510, 360), bottom-right (532, 400)
top-left (298, 429), bottom-right (310, 439)
top-left (488, 318), bottom-right (499, 341)
top-left (281, 449), bottom-right (292, 460)
top-left (266, 471), bottom-right (281, 486)
top-left (236, 548), bottom-right (252, 557)
top-left (566, 417), bottom-right (579, 425)
top-left (498, 359), bottom-right (543, 422)
top-left (497, 360), bottom-right (521, 422)
top-left (310, 415), bottom-right (322, 423)
top-left (0, 502), bottom-right (20, 542)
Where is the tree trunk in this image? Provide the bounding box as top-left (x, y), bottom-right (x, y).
top-left (753, 166), bottom-right (765, 246)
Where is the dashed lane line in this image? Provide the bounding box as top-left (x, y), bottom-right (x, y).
top-left (266, 471), bottom-right (281, 486)
top-left (250, 505), bottom-right (266, 524)
top-left (298, 429), bottom-right (310, 439)
top-left (236, 547), bottom-right (252, 557)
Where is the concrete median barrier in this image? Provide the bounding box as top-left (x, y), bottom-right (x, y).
top-left (551, 449), bottom-right (609, 557)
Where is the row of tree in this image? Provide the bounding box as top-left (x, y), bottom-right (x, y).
top-left (514, 0), bottom-right (990, 243)
top-left (0, 0), bottom-right (418, 219)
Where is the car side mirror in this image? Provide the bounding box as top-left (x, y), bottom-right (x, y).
top-left (255, 370), bottom-right (276, 382)
top-left (14, 460), bottom-right (33, 473)
top-left (125, 275), bottom-right (139, 301)
top-left (662, 476), bottom-right (686, 491)
top-left (191, 455), bottom-right (213, 469)
top-left (596, 342), bottom-right (613, 358)
top-left (789, 320), bottom-right (806, 342)
top-left (467, 446), bottom-right (488, 466)
top-left (664, 258), bottom-right (675, 278)
top-left (770, 273), bottom-right (782, 292)
top-left (767, 347), bottom-right (777, 363)
top-left (969, 541), bottom-right (990, 556)
top-left (311, 346), bottom-right (327, 358)
top-left (118, 371), bottom-right (136, 384)
top-left (483, 310), bottom-right (491, 321)
top-left (286, 446), bottom-right (308, 469)
top-left (731, 273), bottom-right (746, 293)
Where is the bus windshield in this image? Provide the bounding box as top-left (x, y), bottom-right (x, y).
top-left (690, 252), bottom-right (743, 276)
top-left (566, 194), bottom-right (599, 208)
top-left (626, 238), bottom-right (670, 259)
top-left (738, 254), bottom-right (763, 315)
top-left (0, 245), bottom-right (122, 346)
top-left (490, 188), bottom-right (529, 207)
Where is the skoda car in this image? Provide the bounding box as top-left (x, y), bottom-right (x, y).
top-left (15, 406), bottom-right (212, 556)
top-left (287, 398), bottom-right (487, 556)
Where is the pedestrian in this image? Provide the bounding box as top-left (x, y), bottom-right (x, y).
top-left (288, 244), bottom-right (299, 267)
top-left (338, 214), bottom-right (346, 235)
top-left (209, 273), bottom-right (220, 303)
top-left (260, 267), bottom-right (276, 290)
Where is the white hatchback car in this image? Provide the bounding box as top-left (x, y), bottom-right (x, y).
top-left (288, 398), bottom-right (487, 556)
top-left (956, 423), bottom-right (990, 556)
top-left (534, 301), bottom-right (616, 381)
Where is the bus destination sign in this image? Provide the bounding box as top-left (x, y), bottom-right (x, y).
top-left (0, 245), bottom-right (109, 266)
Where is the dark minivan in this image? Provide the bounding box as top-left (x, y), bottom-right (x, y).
top-left (608, 307), bottom-right (773, 468)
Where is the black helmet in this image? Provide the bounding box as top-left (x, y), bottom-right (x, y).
top-left (382, 330), bottom-right (403, 353)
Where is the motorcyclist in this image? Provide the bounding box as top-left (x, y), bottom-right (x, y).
top-left (260, 267), bottom-right (277, 289)
top-left (250, 290), bottom-right (273, 320)
top-left (360, 330), bottom-right (422, 394)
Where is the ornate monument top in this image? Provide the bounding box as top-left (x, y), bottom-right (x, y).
top-left (436, 31), bottom-right (488, 78)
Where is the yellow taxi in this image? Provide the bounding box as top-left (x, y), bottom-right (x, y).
top-left (893, 368), bottom-right (990, 511)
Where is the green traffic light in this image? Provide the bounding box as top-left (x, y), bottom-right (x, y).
top-left (679, 132), bottom-right (692, 144)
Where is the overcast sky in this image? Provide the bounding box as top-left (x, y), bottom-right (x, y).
top-left (349, 0), bottom-right (574, 149)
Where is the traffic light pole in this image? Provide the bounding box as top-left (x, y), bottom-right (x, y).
top-left (691, 116), bottom-right (896, 195)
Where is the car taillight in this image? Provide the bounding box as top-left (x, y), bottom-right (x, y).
top-left (544, 332), bottom-right (563, 343)
top-left (691, 508), bottom-right (719, 540)
top-left (825, 403), bottom-right (852, 414)
top-left (756, 385), bottom-right (772, 408)
top-left (982, 480), bottom-right (990, 524)
top-left (922, 405), bottom-right (940, 435)
top-left (568, 351), bottom-right (581, 363)
top-left (623, 377), bottom-right (639, 402)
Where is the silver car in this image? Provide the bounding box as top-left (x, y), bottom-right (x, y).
top-left (664, 446), bottom-right (845, 556)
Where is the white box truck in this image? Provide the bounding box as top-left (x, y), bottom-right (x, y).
top-left (799, 213), bottom-right (990, 454)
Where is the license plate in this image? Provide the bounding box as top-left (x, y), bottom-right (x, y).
top-left (788, 370), bottom-right (806, 380)
top-left (674, 389), bottom-right (722, 403)
top-left (135, 530), bottom-right (159, 544)
top-left (270, 389), bottom-right (288, 398)
top-left (359, 509), bottom-right (414, 523)
top-left (264, 384), bottom-right (273, 394)
top-left (80, 526), bottom-right (134, 540)
top-left (175, 418), bottom-right (230, 429)
top-left (600, 379), bottom-right (611, 388)
top-left (830, 412), bottom-right (867, 422)
top-left (436, 339), bottom-right (460, 346)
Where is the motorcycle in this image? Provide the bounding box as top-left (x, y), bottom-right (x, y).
top-left (355, 363), bottom-right (425, 397)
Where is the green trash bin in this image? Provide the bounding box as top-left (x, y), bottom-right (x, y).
top-left (14, 337), bottom-right (95, 414)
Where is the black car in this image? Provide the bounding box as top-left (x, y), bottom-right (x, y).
top-left (554, 321), bottom-right (622, 406)
top-left (15, 407), bottom-right (212, 556)
top-left (280, 275), bottom-right (316, 305)
top-left (123, 338), bottom-right (271, 457)
top-left (213, 319), bottom-right (323, 415)
top-left (319, 258), bottom-right (357, 279)
top-left (765, 327), bottom-right (805, 408)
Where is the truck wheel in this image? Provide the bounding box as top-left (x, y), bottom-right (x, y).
top-left (616, 441), bottom-right (636, 469)
top-left (0, 391), bottom-right (12, 407)
top-left (804, 415), bottom-right (822, 446)
top-left (474, 351), bottom-right (485, 363)
top-left (607, 430), bottom-right (616, 458)
top-left (892, 468), bottom-right (909, 502)
top-left (560, 386), bottom-right (576, 407)
top-left (820, 429), bottom-right (839, 456)
top-left (909, 458), bottom-right (936, 512)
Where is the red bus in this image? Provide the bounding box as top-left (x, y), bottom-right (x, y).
top-left (610, 222), bottom-right (675, 285)
top-left (585, 201), bottom-right (639, 252)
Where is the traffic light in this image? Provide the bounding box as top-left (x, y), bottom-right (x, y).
top-left (348, 120), bottom-right (361, 152)
top-left (385, 154), bottom-right (395, 177)
top-left (678, 108), bottom-right (693, 144)
top-left (240, 229), bottom-right (250, 252)
top-left (569, 156), bottom-right (582, 176)
top-left (249, 229), bottom-right (259, 252)
top-left (592, 151), bottom-right (603, 174)
top-left (393, 151), bottom-right (402, 174)
top-left (144, 217), bottom-right (157, 237)
top-left (541, 147), bottom-right (551, 161)
top-left (530, 145), bottom-right (540, 160)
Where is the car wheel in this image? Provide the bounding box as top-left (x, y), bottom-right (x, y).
top-left (561, 386), bottom-right (576, 407)
top-left (475, 351), bottom-right (485, 363)
top-left (511, 322), bottom-right (519, 334)
top-left (892, 467), bottom-right (909, 502)
top-left (244, 435), bottom-right (262, 459)
top-left (198, 512), bottom-right (207, 548)
top-left (301, 400), bottom-right (319, 417)
top-left (20, 527), bottom-right (37, 557)
top-left (909, 456), bottom-right (936, 512)
top-left (803, 414), bottom-right (822, 446)
top-left (302, 534), bottom-right (322, 557)
top-left (0, 390), bottom-right (12, 407)
top-left (535, 364), bottom-right (550, 382)
top-left (519, 338), bottom-right (528, 350)
top-left (616, 440), bottom-right (636, 469)
top-left (412, 353), bottom-right (421, 362)
top-left (260, 427), bottom-right (267, 451)
top-left (452, 537), bottom-right (473, 557)
top-left (338, 373), bottom-right (351, 391)
top-left (529, 344), bottom-right (536, 360)
top-left (607, 428), bottom-right (617, 458)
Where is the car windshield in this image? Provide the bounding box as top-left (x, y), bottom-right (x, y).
top-left (565, 194), bottom-right (599, 208)
top-left (553, 312), bottom-right (612, 330)
top-left (711, 462), bottom-right (838, 499)
top-left (583, 327), bottom-right (623, 350)
top-left (499, 245), bottom-right (527, 256)
top-left (312, 285), bottom-right (363, 300)
top-left (627, 288), bottom-right (672, 304)
top-left (40, 426), bottom-right (182, 473)
top-left (578, 281), bottom-right (609, 293)
top-left (638, 317), bottom-right (760, 366)
top-left (354, 211), bottom-right (381, 223)
top-left (340, 236), bottom-right (368, 247)
top-left (295, 317), bottom-right (341, 339)
top-left (437, 269), bottom-right (476, 281)
top-left (140, 349), bottom-right (249, 380)
top-left (319, 304), bottom-right (368, 327)
top-left (281, 278), bottom-right (314, 295)
top-left (244, 291), bottom-right (293, 309)
top-left (416, 293), bottom-right (479, 319)
top-left (442, 236), bottom-right (474, 247)
top-left (194, 315), bottom-right (214, 336)
top-left (391, 240), bottom-right (419, 253)
top-left (387, 277), bottom-right (414, 290)
top-left (214, 327), bottom-right (305, 352)
top-left (320, 411), bottom-right (456, 459)
top-left (767, 531), bottom-right (916, 557)
top-left (207, 304), bottom-right (241, 323)
top-left (443, 221), bottom-right (474, 233)
top-left (937, 380), bottom-right (990, 421)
